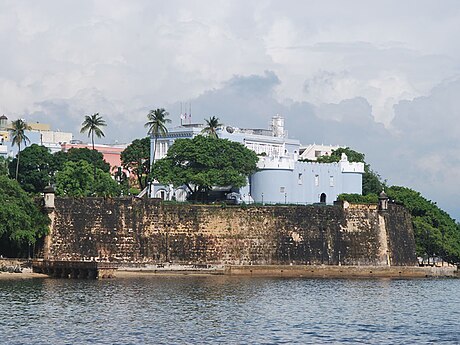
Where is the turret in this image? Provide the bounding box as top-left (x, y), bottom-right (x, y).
top-left (271, 115), bottom-right (285, 138)
top-left (0, 115), bottom-right (7, 129)
top-left (378, 190), bottom-right (389, 211)
top-left (44, 185), bottom-right (55, 210)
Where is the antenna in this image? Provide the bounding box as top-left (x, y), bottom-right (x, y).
top-left (189, 102), bottom-right (192, 124)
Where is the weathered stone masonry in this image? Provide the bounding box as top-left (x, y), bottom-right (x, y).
top-left (44, 197), bottom-right (417, 266)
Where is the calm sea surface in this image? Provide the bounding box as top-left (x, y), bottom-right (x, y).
top-left (0, 276), bottom-right (459, 344)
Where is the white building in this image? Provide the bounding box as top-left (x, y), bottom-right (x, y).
top-left (0, 116), bottom-right (73, 157)
top-left (150, 115), bottom-right (364, 204)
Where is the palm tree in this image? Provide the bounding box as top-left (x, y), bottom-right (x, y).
top-left (80, 113), bottom-right (106, 150)
top-left (202, 116), bottom-right (222, 139)
top-left (144, 108), bottom-right (171, 163)
top-left (10, 119), bottom-right (31, 180)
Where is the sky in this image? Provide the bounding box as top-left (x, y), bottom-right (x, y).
top-left (1, 0), bottom-right (460, 219)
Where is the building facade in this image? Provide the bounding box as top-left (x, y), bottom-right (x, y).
top-left (150, 116), bottom-right (364, 204)
top-left (0, 115), bottom-right (73, 157)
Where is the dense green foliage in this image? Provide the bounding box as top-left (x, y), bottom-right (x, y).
top-left (316, 147), bottom-right (365, 163)
top-left (10, 146), bottom-right (112, 194)
top-left (152, 135), bottom-right (258, 200)
top-left (0, 176), bottom-right (49, 255)
top-left (9, 144), bottom-right (54, 193)
top-left (54, 148), bottom-right (110, 173)
top-left (337, 193), bottom-right (379, 204)
top-left (362, 167), bottom-right (385, 196)
top-left (386, 186), bottom-right (460, 263)
top-left (0, 156), bottom-right (11, 176)
top-left (55, 160), bottom-right (120, 197)
top-left (120, 137), bottom-right (150, 190)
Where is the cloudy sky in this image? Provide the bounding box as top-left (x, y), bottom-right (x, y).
top-left (1, 0), bottom-right (460, 219)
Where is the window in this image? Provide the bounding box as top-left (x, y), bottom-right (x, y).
top-left (298, 173), bottom-right (303, 185)
top-left (315, 150), bottom-right (322, 157)
top-left (329, 176), bottom-right (334, 187)
top-left (280, 186), bottom-right (285, 193)
top-left (315, 175), bottom-right (319, 186)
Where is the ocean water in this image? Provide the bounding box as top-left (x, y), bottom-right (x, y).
top-left (0, 276), bottom-right (459, 344)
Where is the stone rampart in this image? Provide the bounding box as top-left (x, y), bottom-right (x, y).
top-left (44, 198), bottom-right (417, 266)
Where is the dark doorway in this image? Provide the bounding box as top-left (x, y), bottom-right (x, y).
top-left (320, 193), bottom-right (326, 203)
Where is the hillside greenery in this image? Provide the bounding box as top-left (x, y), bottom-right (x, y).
top-left (386, 186), bottom-right (460, 264)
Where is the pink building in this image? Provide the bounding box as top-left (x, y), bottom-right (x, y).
top-left (61, 141), bottom-right (128, 172)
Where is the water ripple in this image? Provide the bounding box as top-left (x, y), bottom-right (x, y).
top-left (0, 277), bottom-right (459, 344)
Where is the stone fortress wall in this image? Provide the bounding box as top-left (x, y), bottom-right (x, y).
top-left (44, 197), bottom-right (417, 267)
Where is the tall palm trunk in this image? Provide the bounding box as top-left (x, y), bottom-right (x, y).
top-left (148, 136), bottom-right (158, 197)
top-left (152, 136), bottom-right (157, 165)
top-left (15, 144), bottom-right (20, 180)
top-left (90, 131), bottom-right (97, 189)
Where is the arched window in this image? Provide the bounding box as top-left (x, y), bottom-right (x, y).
top-left (320, 193), bottom-right (327, 203)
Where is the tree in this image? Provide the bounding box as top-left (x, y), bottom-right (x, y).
top-left (202, 116), bottom-right (222, 139)
top-left (144, 108), bottom-right (171, 164)
top-left (9, 119), bottom-right (31, 180)
top-left (0, 176), bottom-right (50, 257)
top-left (55, 160), bottom-right (120, 197)
top-left (80, 113), bottom-right (106, 150)
top-left (316, 147), bottom-right (365, 164)
top-left (362, 166), bottom-right (385, 195)
top-left (53, 148), bottom-right (110, 173)
top-left (386, 186), bottom-right (460, 264)
top-left (0, 156), bottom-right (11, 176)
top-left (9, 144), bottom-right (54, 193)
top-left (120, 137), bottom-right (150, 190)
top-left (93, 168), bottom-right (122, 197)
top-left (151, 135), bottom-right (258, 201)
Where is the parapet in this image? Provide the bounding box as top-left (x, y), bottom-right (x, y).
top-left (339, 161), bottom-right (365, 173)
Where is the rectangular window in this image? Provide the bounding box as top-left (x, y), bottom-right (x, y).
top-left (298, 173), bottom-right (303, 185)
top-left (329, 176), bottom-right (334, 187)
top-left (315, 175), bottom-right (319, 186)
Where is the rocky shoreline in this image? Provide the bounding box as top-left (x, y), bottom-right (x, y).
top-left (0, 268), bottom-right (48, 280)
